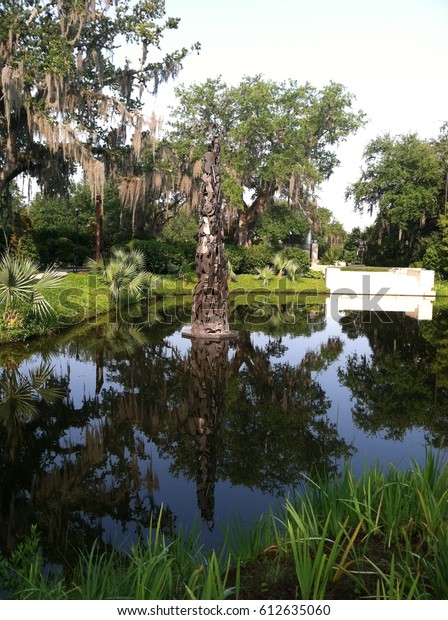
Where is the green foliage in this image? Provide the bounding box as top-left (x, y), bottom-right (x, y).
top-left (0, 525), bottom-right (49, 598)
top-left (313, 207), bottom-right (347, 259)
top-left (272, 252), bottom-right (289, 277)
top-left (0, 250), bottom-right (64, 319)
top-left (168, 258), bottom-right (195, 280)
top-left (223, 244), bottom-right (245, 273)
top-left (168, 76), bottom-right (365, 244)
top-left (284, 260), bottom-right (300, 282)
top-left (348, 133), bottom-right (444, 225)
top-left (8, 212), bottom-right (39, 262)
top-left (434, 214), bottom-right (448, 277)
top-left (128, 239), bottom-right (186, 274)
top-left (342, 227), bottom-right (365, 264)
top-left (320, 247), bottom-right (343, 264)
top-left (255, 266), bottom-right (275, 286)
top-left (160, 209), bottom-right (198, 258)
top-left (255, 202), bottom-right (309, 249)
top-left (281, 247), bottom-right (311, 274)
top-left (88, 247), bottom-right (158, 302)
top-left (346, 132), bottom-right (446, 265)
top-left (224, 244), bottom-right (274, 274)
top-left (29, 183), bottom-right (124, 266)
top-left (3, 456), bottom-right (448, 599)
top-left (421, 239), bottom-right (444, 274)
top-left (0, 0), bottom-right (198, 200)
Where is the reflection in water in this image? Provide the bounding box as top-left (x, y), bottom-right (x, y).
top-left (188, 338), bottom-right (230, 528)
top-left (332, 294), bottom-right (434, 321)
top-left (0, 301), bottom-right (448, 561)
top-left (0, 362), bottom-right (66, 425)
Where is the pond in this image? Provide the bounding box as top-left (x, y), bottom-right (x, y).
top-left (1, 295), bottom-right (447, 561)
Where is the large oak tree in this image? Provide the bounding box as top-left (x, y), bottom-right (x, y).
top-left (164, 76), bottom-right (365, 245)
top-left (0, 0), bottom-right (199, 226)
top-left (346, 132), bottom-right (446, 265)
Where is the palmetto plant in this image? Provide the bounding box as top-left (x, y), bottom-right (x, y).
top-left (0, 363), bottom-right (66, 424)
top-left (88, 247), bottom-right (159, 302)
top-left (285, 259), bottom-right (301, 282)
top-left (168, 258), bottom-right (194, 281)
top-left (272, 252), bottom-right (289, 278)
top-left (255, 266), bottom-right (275, 286)
top-left (0, 251), bottom-right (64, 319)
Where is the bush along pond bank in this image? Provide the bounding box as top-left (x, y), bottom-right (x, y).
top-left (1, 453), bottom-right (447, 600)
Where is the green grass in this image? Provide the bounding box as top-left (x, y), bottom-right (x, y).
top-left (434, 280), bottom-right (448, 298)
top-left (1, 454), bottom-right (448, 600)
top-left (340, 266), bottom-right (390, 272)
top-left (0, 271), bottom-right (328, 344)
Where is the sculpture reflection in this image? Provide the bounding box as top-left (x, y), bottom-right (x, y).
top-left (187, 337), bottom-right (230, 528)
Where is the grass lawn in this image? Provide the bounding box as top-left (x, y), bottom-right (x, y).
top-left (0, 271), bottom-right (328, 344)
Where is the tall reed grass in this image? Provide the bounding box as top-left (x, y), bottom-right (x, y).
top-left (1, 454), bottom-right (447, 599)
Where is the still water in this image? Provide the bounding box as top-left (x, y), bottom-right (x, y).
top-left (1, 296), bottom-right (447, 560)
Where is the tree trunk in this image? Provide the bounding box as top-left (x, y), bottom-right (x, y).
top-left (234, 185), bottom-right (276, 246)
top-left (95, 194), bottom-right (104, 260)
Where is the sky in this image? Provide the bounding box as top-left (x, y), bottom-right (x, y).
top-left (147, 0), bottom-right (448, 231)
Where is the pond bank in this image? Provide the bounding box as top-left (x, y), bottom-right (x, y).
top-left (0, 273), bottom-right (328, 344)
top-left (2, 269), bottom-right (448, 345)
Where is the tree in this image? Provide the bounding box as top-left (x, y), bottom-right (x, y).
top-left (255, 201), bottom-right (309, 249)
top-left (28, 182), bottom-right (123, 265)
top-left (0, 0), bottom-right (199, 228)
top-left (164, 76), bottom-right (365, 245)
top-left (313, 207), bottom-right (347, 261)
top-left (346, 133), bottom-right (445, 265)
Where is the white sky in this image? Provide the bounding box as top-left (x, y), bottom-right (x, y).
top-left (148, 0), bottom-right (448, 231)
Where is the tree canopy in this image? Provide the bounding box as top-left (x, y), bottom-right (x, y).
top-left (164, 76), bottom-right (365, 245)
top-left (0, 0), bottom-right (199, 223)
top-left (346, 132), bottom-right (446, 264)
top-left (347, 133), bottom-right (444, 227)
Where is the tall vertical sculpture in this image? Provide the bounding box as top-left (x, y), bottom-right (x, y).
top-left (185, 131), bottom-right (233, 338)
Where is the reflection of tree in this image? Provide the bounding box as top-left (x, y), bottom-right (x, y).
top-left (232, 300), bottom-right (326, 337)
top-left (0, 308), bottom-right (351, 562)
top-left (421, 308), bottom-right (448, 389)
top-left (338, 352), bottom-right (434, 440)
top-left (0, 367), bottom-right (70, 553)
top-left (0, 322), bottom-right (182, 559)
top-left (220, 334), bottom-right (350, 492)
top-left (162, 332), bottom-right (352, 495)
top-left (338, 311), bottom-right (448, 447)
top-left (0, 362), bottom-right (66, 425)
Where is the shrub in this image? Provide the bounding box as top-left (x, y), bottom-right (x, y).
top-left (88, 247), bottom-right (158, 301)
top-left (278, 247), bottom-right (310, 275)
top-left (422, 243), bottom-right (444, 276)
top-left (224, 245), bottom-right (246, 273)
top-left (227, 244), bottom-right (274, 274)
top-left (255, 265), bottom-right (275, 285)
top-left (0, 251), bottom-right (64, 320)
top-left (128, 239), bottom-right (185, 274)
